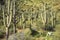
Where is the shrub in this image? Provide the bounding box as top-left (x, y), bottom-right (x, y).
top-left (0, 30), bottom-right (5, 38)
top-left (43, 24), bottom-right (55, 31)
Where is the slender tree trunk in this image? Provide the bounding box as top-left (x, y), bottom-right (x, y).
top-left (41, 3), bottom-right (47, 27)
top-left (5, 0), bottom-right (12, 40)
top-left (6, 27), bottom-right (9, 40)
top-left (6, 0), bottom-right (10, 40)
top-left (2, 5), bottom-right (5, 26)
top-left (13, 0), bottom-right (16, 33)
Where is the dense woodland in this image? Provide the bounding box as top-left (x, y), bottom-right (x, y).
top-left (0, 0), bottom-right (60, 40)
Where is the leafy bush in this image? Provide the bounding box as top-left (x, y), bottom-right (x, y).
top-left (44, 24), bottom-right (55, 31)
top-left (0, 30), bottom-right (5, 38)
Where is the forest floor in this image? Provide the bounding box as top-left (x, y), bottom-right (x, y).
top-left (0, 24), bottom-right (60, 40)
